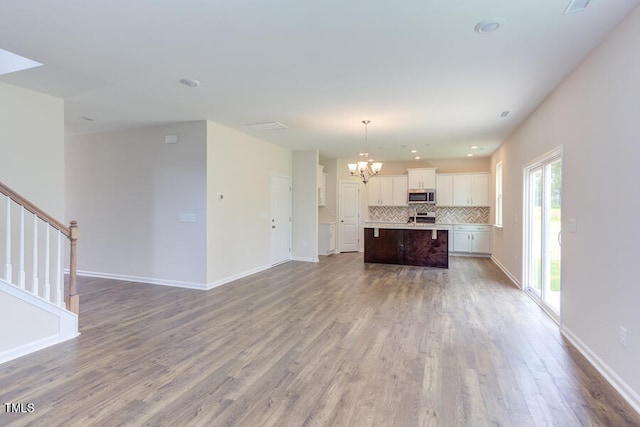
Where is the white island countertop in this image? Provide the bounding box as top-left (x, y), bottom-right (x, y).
top-left (364, 222), bottom-right (453, 230)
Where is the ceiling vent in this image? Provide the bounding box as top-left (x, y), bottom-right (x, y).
top-left (246, 121), bottom-right (288, 131)
top-left (564, 0), bottom-right (591, 14)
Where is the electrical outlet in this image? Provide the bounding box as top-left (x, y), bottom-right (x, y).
top-left (619, 326), bottom-right (628, 348)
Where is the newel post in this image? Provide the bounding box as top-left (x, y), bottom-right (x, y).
top-left (66, 220), bottom-right (80, 314)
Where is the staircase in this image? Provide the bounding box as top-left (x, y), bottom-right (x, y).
top-left (0, 181), bottom-right (79, 364)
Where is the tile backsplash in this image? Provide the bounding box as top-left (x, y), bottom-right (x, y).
top-left (369, 206), bottom-right (490, 224)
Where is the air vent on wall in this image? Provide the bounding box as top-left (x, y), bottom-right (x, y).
top-left (246, 121), bottom-right (288, 131)
top-left (564, 0), bottom-right (591, 14)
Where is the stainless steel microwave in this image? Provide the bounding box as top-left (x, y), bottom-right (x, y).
top-left (408, 189), bottom-right (436, 204)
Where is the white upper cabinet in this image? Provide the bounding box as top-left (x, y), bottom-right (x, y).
top-left (368, 176), bottom-right (408, 206)
top-left (470, 174), bottom-right (489, 206)
top-left (452, 175), bottom-right (472, 206)
top-left (407, 168), bottom-right (436, 189)
top-left (392, 176), bottom-right (408, 206)
top-left (452, 173), bottom-right (490, 207)
top-left (435, 174), bottom-right (453, 206)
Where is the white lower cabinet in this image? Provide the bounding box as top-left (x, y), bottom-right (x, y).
top-left (319, 223), bottom-right (336, 255)
top-left (452, 225), bottom-right (491, 254)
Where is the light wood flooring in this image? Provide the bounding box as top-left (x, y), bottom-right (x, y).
top-left (1, 254), bottom-right (639, 426)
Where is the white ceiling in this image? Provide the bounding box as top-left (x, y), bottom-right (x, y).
top-left (1, 0), bottom-right (638, 161)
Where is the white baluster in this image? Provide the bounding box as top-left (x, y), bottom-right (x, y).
top-left (32, 215), bottom-right (39, 295)
top-left (44, 225), bottom-right (51, 302)
top-left (19, 206), bottom-right (25, 289)
top-left (4, 197), bottom-right (11, 282)
top-left (55, 230), bottom-right (63, 307)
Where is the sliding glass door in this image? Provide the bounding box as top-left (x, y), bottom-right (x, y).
top-left (524, 149), bottom-right (562, 317)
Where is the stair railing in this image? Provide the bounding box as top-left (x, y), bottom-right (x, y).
top-left (0, 181), bottom-right (79, 314)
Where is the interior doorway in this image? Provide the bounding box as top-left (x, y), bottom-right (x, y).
top-left (523, 147), bottom-right (563, 318)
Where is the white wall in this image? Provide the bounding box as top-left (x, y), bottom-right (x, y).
top-left (66, 122), bottom-right (208, 287)
top-left (292, 150), bottom-right (319, 261)
top-left (206, 121), bottom-right (292, 286)
top-left (490, 5), bottom-right (640, 409)
top-left (0, 81), bottom-right (64, 218)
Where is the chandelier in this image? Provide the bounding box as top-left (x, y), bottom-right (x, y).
top-left (348, 120), bottom-right (383, 184)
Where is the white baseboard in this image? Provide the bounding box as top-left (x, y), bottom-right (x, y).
top-left (0, 333), bottom-right (78, 366)
top-left (78, 263), bottom-right (289, 292)
top-left (561, 326), bottom-right (640, 415)
top-left (291, 256), bottom-right (319, 262)
top-left (490, 255), bottom-right (521, 289)
top-left (206, 264), bottom-right (272, 290)
top-left (76, 270), bottom-right (209, 290)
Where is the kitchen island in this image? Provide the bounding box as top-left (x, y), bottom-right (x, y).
top-left (364, 224), bottom-right (449, 268)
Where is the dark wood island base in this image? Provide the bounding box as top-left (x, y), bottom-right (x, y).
top-left (364, 227), bottom-right (449, 268)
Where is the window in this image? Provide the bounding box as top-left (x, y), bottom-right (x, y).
top-left (495, 161), bottom-right (503, 227)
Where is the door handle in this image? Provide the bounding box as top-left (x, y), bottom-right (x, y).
top-left (557, 231), bottom-right (561, 246)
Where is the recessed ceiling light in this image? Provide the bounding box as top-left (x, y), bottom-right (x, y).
top-left (470, 145), bottom-right (479, 150)
top-left (410, 149), bottom-right (417, 153)
top-left (467, 153), bottom-right (475, 157)
top-left (80, 115), bottom-right (95, 121)
top-left (475, 18), bottom-right (504, 34)
top-left (179, 78), bottom-right (200, 88)
top-left (414, 156), bottom-right (421, 160)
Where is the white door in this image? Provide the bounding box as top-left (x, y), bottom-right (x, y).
top-left (270, 175), bottom-right (292, 266)
top-left (339, 181), bottom-right (360, 252)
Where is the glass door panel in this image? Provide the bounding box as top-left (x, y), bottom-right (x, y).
top-left (524, 150), bottom-right (562, 317)
top-left (543, 159), bottom-right (562, 313)
top-left (527, 167), bottom-right (543, 298)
